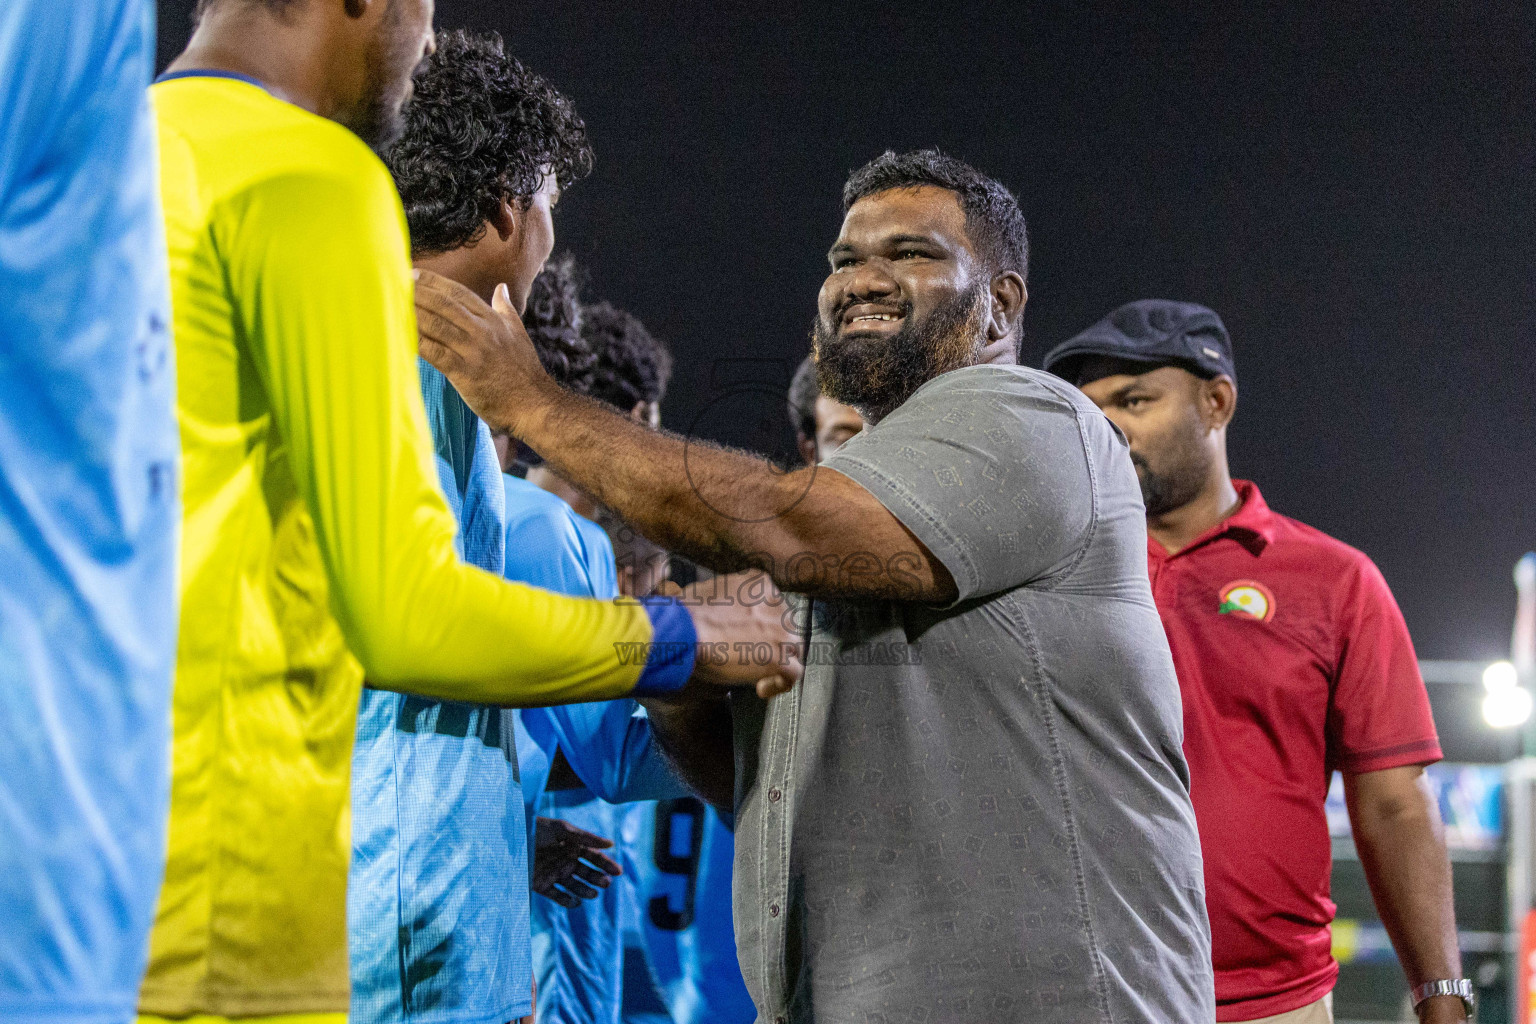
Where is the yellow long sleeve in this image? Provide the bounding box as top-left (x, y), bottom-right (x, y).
top-left (144, 75), bottom-right (687, 1016)
top-left (230, 164), bottom-right (652, 705)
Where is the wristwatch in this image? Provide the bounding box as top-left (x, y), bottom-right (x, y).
top-left (1412, 979), bottom-right (1475, 1018)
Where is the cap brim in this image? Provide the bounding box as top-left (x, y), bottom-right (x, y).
top-left (1044, 346), bottom-right (1200, 385)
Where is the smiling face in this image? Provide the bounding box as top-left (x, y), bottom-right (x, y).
top-left (812, 186), bottom-right (992, 423)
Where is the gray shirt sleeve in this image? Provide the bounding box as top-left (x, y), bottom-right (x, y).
top-left (824, 365), bottom-right (1099, 602)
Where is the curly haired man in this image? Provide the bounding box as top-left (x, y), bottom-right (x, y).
top-left (348, 31), bottom-right (606, 1024)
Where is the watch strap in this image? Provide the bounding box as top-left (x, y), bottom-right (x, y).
top-left (1412, 979), bottom-right (1474, 1014)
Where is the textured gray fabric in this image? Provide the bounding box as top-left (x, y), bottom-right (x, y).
top-left (731, 365), bottom-right (1214, 1024)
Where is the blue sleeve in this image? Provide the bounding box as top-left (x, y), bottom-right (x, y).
top-left (632, 597), bottom-right (695, 698)
top-left (504, 494), bottom-right (686, 800)
top-left (535, 701), bottom-right (687, 804)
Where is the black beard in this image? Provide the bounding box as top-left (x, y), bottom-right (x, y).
top-left (1131, 447), bottom-right (1211, 517)
top-left (344, 95), bottom-right (407, 154)
top-left (345, 0), bottom-right (414, 153)
top-left (812, 284), bottom-right (988, 422)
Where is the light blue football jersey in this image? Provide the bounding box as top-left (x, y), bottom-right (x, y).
top-left (525, 719), bottom-right (688, 1024)
top-left (621, 801), bottom-right (755, 1024)
top-left (505, 474), bottom-right (609, 867)
top-left (348, 364), bottom-right (530, 1024)
top-left (502, 477), bottom-right (617, 600)
top-left (0, 2), bottom-right (179, 1021)
top-left (501, 481), bottom-right (687, 1024)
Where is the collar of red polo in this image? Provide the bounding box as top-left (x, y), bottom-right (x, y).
top-left (1153, 479), bottom-right (1276, 559)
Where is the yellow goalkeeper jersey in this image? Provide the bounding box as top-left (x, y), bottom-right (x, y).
top-left (143, 72), bottom-right (694, 1017)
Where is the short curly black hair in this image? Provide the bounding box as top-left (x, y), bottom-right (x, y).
top-left (385, 29), bottom-right (594, 257)
top-left (581, 302), bottom-right (672, 413)
top-left (787, 355), bottom-right (820, 441)
top-left (843, 148), bottom-right (1029, 289)
top-left (521, 255), bottom-right (596, 388)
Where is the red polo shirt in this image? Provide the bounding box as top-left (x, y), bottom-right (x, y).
top-left (1148, 480), bottom-right (1441, 1021)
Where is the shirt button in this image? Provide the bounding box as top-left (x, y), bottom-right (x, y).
top-left (775, 1017), bottom-right (786, 1024)
top-left (768, 787), bottom-right (782, 803)
top-left (770, 902), bottom-right (781, 918)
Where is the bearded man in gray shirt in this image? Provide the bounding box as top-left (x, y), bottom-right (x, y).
top-left (414, 149), bottom-right (1214, 1024)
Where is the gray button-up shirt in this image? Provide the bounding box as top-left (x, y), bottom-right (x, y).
top-left (732, 366), bottom-right (1214, 1023)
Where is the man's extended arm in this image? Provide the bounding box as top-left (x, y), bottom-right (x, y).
top-left (238, 170), bottom-right (792, 703)
top-left (1344, 766), bottom-right (1467, 1024)
top-left (413, 270), bottom-right (955, 603)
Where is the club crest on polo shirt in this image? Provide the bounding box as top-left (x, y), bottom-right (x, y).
top-left (1218, 580), bottom-right (1275, 621)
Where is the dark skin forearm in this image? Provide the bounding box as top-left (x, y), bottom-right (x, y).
top-left (525, 381), bottom-right (796, 576)
top-left (410, 270), bottom-right (954, 602)
top-left (638, 691), bottom-right (735, 812)
top-left (517, 380), bottom-right (951, 602)
top-left (1344, 765), bottom-right (1466, 1023)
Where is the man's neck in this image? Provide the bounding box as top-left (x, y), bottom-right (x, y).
top-left (414, 249), bottom-right (496, 305)
top-left (526, 466), bottom-right (602, 522)
top-left (1148, 473), bottom-right (1242, 556)
top-left (167, 9), bottom-right (338, 120)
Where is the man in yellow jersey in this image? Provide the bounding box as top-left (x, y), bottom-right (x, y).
top-left (143, 2), bottom-right (797, 1022)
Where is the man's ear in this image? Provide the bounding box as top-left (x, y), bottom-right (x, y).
top-left (1202, 374), bottom-right (1237, 431)
top-left (798, 435), bottom-right (818, 466)
top-left (491, 198), bottom-right (519, 243)
top-left (986, 271), bottom-right (1027, 343)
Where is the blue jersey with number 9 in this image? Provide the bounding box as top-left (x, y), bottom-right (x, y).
top-left (620, 799), bottom-right (755, 1024)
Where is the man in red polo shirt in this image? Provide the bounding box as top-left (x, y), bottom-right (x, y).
top-left (1045, 300), bottom-right (1469, 1024)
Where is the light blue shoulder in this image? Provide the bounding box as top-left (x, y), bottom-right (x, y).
top-left (502, 475), bottom-right (577, 530)
top-left (502, 475), bottom-right (601, 597)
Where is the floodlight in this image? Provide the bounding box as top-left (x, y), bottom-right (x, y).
top-left (1484, 660), bottom-right (1519, 692)
top-left (1483, 682), bottom-right (1533, 729)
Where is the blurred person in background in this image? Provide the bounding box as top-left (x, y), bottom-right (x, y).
top-left (520, 297), bottom-right (685, 1024)
top-left (1046, 300), bottom-right (1467, 1024)
top-left (786, 353), bottom-right (864, 463)
top-left (501, 263), bottom-right (694, 1024)
top-left (528, 302), bottom-right (676, 598)
top-left (0, 2), bottom-right (179, 1021)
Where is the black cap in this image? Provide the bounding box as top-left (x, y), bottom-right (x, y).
top-left (1042, 300), bottom-right (1234, 386)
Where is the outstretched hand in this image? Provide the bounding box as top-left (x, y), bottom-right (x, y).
top-left (414, 269), bottom-right (551, 436)
top-left (531, 817), bottom-right (622, 909)
top-left (674, 572), bottom-right (802, 699)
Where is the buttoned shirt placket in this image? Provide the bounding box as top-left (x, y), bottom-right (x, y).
top-left (753, 661), bottom-right (802, 1023)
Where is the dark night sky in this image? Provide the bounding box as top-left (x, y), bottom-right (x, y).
top-left (158, 2), bottom-right (1536, 660)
